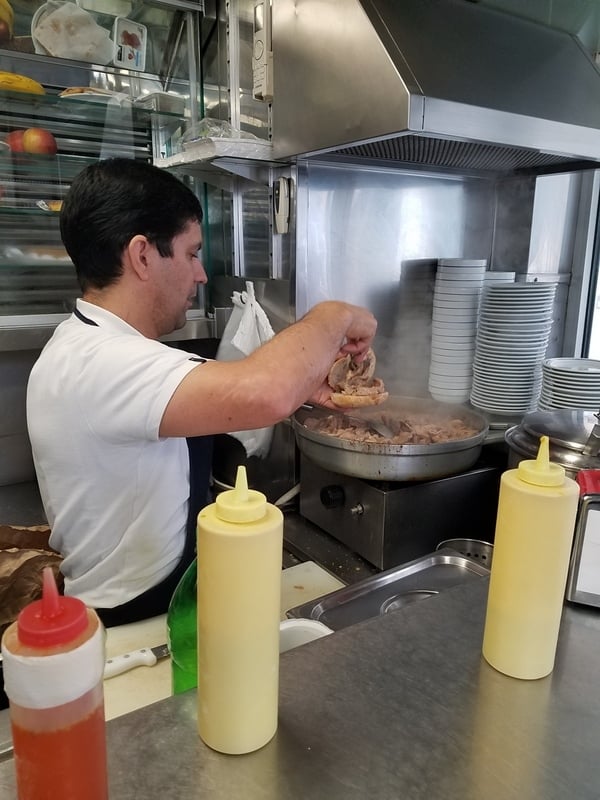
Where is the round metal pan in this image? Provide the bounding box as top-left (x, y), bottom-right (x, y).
top-left (292, 396), bottom-right (489, 481)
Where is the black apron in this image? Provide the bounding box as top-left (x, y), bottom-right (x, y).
top-left (95, 434), bottom-right (213, 627)
top-left (73, 306), bottom-right (213, 627)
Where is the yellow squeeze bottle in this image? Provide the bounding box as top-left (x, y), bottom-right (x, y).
top-left (197, 465), bottom-right (283, 754)
top-left (482, 435), bottom-right (579, 679)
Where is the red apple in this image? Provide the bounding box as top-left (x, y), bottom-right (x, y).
top-left (6, 130), bottom-right (25, 153)
top-left (0, 20), bottom-right (11, 44)
top-left (22, 128), bottom-right (57, 156)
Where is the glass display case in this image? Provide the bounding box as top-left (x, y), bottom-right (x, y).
top-left (0, 0), bottom-right (206, 349)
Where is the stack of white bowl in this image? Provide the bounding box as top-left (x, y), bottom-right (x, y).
top-left (539, 358), bottom-right (600, 411)
top-left (470, 282), bottom-right (557, 415)
top-left (429, 259), bottom-right (487, 404)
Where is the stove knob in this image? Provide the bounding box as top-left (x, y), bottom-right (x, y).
top-left (320, 485), bottom-right (345, 509)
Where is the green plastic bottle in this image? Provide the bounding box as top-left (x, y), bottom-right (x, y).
top-left (166, 559), bottom-right (198, 694)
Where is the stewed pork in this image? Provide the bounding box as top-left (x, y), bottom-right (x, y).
top-left (303, 410), bottom-right (479, 445)
top-left (327, 348), bottom-right (389, 408)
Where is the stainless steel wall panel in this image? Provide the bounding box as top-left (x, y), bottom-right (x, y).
top-left (295, 160), bottom-right (498, 396)
top-left (241, 186), bottom-right (271, 279)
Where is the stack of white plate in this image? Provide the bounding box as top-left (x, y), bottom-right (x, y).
top-left (484, 271), bottom-right (516, 285)
top-left (539, 358), bottom-right (600, 411)
top-left (429, 259), bottom-right (487, 404)
top-left (470, 282), bottom-right (557, 415)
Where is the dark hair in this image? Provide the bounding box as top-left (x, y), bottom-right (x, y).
top-left (59, 158), bottom-right (204, 292)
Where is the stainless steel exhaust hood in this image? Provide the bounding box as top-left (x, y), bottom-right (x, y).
top-left (272, 0), bottom-right (600, 174)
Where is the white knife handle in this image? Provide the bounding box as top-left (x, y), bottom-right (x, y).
top-left (104, 648), bottom-right (158, 680)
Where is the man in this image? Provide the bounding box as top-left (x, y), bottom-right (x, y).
top-left (26, 158), bottom-right (377, 625)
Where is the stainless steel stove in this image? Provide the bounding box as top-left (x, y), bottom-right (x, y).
top-left (299, 453), bottom-right (502, 570)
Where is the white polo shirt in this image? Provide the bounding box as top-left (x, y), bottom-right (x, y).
top-left (26, 300), bottom-right (203, 608)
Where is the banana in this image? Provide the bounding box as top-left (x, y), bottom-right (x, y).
top-left (0, 0), bottom-right (14, 35)
top-left (0, 0), bottom-right (13, 25)
top-left (0, 72), bottom-right (45, 95)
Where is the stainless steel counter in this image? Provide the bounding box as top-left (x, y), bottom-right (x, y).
top-left (2, 578), bottom-right (599, 798)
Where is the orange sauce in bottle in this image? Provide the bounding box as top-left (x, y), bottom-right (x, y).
top-left (1, 569), bottom-right (108, 800)
top-left (10, 689), bottom-right (108, 800)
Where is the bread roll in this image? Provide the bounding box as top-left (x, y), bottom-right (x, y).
top-left (330, 390), bottom-right (389, 408)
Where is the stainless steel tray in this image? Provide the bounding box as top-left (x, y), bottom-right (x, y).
top-left (286, 549), bottom-right (490, 630)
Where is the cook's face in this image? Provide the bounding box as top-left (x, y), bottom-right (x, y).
top-left (155, 220), bottom-right (206, 334)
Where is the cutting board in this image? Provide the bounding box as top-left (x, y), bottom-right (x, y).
top-left (104, 614), bottom-right (170, 720)
top-left (279, 561), bottom-right (345, 619)
top-left (103, 562), bottom-right (345, 720)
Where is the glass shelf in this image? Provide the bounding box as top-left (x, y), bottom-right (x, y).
top-left (0, 151), bottom-right (109, 180)
top-left (0, 206), bottom-right (63, 216)
top-left (0, 87), bottom-right (185, 121)
top-left (2, 0), bottom-right (201, 82)
top-left (0, 256), bottom-right (71, 268)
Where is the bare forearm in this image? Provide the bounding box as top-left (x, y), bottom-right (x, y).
top-left (161, 301), bottom-right (377, 437)
top-left (247, 301), bottom-right (369, 399)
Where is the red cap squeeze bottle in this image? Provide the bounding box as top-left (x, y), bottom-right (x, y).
top-left (1, 567), bottom-right (108, 800)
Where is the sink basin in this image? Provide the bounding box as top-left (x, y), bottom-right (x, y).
top-left (286, 548), bottom-right (489, 631)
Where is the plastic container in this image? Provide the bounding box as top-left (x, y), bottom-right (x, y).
top-left (1, 567), bottom-right (107, 799)
top-left (112, 17), bottom-right (147, 71)
top-left (482, 435), bottom-right (579, 679)
top-left (278, 619), bottom-right (332, 652)
top-left (166, 559), bottom-right (198, 695)
top-left (197, 465), bottom-right (283, 754)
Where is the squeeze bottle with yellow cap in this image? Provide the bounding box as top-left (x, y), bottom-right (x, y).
top-left (1, 567), bottom-right (107, 799)
top-left (482, 435), bottom-right (579, 679)
top-left (197, 465), bottom-right (283, 754)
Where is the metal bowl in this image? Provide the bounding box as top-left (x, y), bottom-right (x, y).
top-left (505, 408), bottom-right (600, 479)
top-left (436, 538), bottom-right (493, 568)
top-left (293, 397), bottom-right (488, 481)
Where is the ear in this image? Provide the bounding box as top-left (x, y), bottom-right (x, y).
top-left (124, 234), bottom-right (153, 282)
